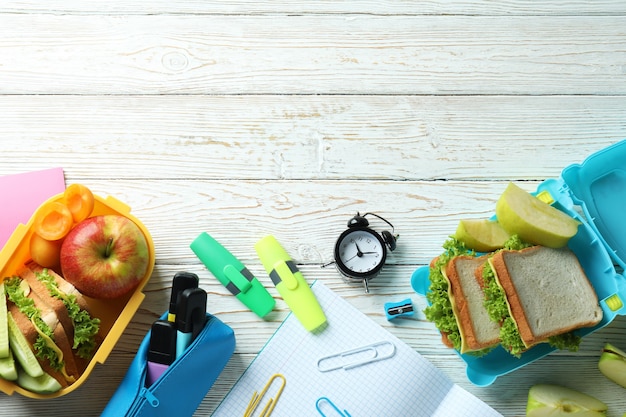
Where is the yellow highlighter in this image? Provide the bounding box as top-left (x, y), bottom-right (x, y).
top-left (254, 235), bottom-right (327, 332)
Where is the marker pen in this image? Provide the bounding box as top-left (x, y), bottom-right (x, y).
top-left (168, 272), bottom-right (199, 322)
top-left (145, 320), bottom-right (177, 387)
top-left (175, 287), bottom-right (207, 358)
top-left (190, 232), bottom-right (275, 318)
top-left (254, 235), bottom-right (327, 332)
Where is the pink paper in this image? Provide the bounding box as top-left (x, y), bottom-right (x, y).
top-left (0, 167), bottom-right (66, 249)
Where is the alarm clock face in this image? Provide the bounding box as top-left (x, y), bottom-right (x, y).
top-left (334, 227), bottom-right (386, 279)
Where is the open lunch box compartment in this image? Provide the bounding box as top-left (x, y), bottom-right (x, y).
top-left (412, 139), bottom-right (626, 386)
top-left (0, 192), bottom-right (155, 398)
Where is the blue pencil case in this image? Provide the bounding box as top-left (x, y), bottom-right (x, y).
top-left (101, 312), bottom-right (235, 417)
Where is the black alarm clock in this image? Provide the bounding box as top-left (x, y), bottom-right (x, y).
top-left (332, 212), bottom-right (397, 292)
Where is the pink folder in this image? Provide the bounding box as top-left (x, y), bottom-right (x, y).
top-left (0, 167), bottom-right (66, 249)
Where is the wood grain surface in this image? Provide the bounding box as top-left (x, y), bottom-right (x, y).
top-left (1, 2), bottom-right (625, 416)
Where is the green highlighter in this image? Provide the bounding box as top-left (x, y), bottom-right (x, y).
top-left (190, 232), bottom-right (275, 318)
top-left (254, 235), bottom-right (327, 332)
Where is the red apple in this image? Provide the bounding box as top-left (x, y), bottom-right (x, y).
top-left (60, 214), bottom-right (150, 299)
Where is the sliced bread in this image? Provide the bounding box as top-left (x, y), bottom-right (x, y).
top-left (489, 245), bottom-right (602, 348)
top-left (444, 255), bottom-right (501, 353)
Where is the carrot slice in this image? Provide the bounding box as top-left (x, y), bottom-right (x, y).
top-left (33, 201), bottom-right (74, 241)
top-left (63, 183), bottom-right (94, 223)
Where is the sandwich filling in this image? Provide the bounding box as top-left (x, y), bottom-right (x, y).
top-left (4, 269), bottom-right (101, 385)
top-left (481, 258), bottom-right (527, 356)
top-left (424, 238), bottom-right (492, 356)
top-left (4, 277), bottom-right (73, 381)
top-left (479, 235), bottom-right (531, 356)
top-left (35, 269), bottom-right (100, 359)
top-left (425, 235), bottom-right (591, 358)
top-left (424, 239), bottom-right (467, 351)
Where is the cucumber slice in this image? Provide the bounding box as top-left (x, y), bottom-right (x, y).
top-left (7, 313), bottom-right (43, 378)
top-left (0, 348), bottom-right (17, 381)
top-left (0, 283), bottom-right (9, 358)
top-left (16, 367), bottom-right (61, 394)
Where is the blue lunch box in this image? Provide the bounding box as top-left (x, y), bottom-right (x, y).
top-left (411, 139), bottom-right (626, 386)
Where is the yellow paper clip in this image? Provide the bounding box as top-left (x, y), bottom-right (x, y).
top-left (316, 396), bottom-right (352, 417)
top-left (243, 373), bottom-right (286, 417)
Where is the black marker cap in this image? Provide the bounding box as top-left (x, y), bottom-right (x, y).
top-left (176, 287), bottom-right (208, 340)
top-left (147, 320), bottom-right (177, 365)
top-left (169, 272), bottom-right (199, 315)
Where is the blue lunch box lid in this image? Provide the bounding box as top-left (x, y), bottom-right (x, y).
top-left (551, 139), bottom-right (626, 270)
top-left (411, 139), bottom-right (626, 386)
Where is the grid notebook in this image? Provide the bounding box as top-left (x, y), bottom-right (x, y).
top-left (213, 282), bottom-right (502, 417)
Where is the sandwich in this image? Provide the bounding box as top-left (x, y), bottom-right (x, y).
top-left (445, 254), bottom-right (501, 354)
top-left (424, 238), bottom-right (499, 356)
top-left (2, 262), bottom-right (101, 392)
top-left (480, 245), bottom-right (602, 356)
top-left (424, 236), bottom-right (602, 358)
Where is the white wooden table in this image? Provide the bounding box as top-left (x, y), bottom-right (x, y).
top-left (1, 2), bottom-right (626, 416)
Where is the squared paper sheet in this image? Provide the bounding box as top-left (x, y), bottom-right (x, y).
top-left (213, 282), bottom-right (502, 417)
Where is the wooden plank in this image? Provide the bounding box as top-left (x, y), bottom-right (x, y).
top-left (0, 178), bottom-right (584, 267)
top-left (1, 96), bottom-right (624, 180)
top-left (1, 15), bottom-right (625, 95)
top-left (82, 179), bottom-right (511, 266)
top-left (2, 1), bottom-right (626, 16)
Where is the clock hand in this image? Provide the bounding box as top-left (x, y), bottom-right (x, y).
top-left (355, 242), bottom-right (378, 256)
top-left (344, 253), bottom-right (360, 263)
top-left (354, 242), bottom-right (364, 257)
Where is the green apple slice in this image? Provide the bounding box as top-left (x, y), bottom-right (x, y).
top-left (526, 384), bottom-right (607, 417)
top-left (598, 343), bottom-right (626, 388)
top-left (496, 183), bottom-right (580, 248)
top-left (453, 218), bottom-right (511, 252)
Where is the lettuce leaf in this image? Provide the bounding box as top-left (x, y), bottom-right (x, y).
top-left (499, 317), bottom-right (526, 358)
top-left (548, 332), bottom-right (581, 352)
top-left (503, 235), bottom-right (533, 251)
top-left (480, 237), bottom-right (529, 358)
top-left (424, 238), bottom-right (473, 352)
top-left (481, 262), bottom-right (509, 323)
